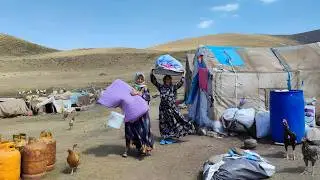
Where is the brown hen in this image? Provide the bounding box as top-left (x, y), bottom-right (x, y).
top-left (67, 144), bottom-right (80, 175)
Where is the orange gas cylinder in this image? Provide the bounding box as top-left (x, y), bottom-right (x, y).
top-left (21, 137), bottom-right (47, 179)
top-left (0, 141), bottom-right (21, 180)
top-left (39, 131), bottom-right (56, 171)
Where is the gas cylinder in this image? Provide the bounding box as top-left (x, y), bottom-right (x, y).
top-left (21, 137), bottom-right (47, 179)
top-left (39, 131), bottom-right (56, 171)
top-left (0, 141), bottom-right (21, 180)
top-left (13, 133), bottom-right (27, 152)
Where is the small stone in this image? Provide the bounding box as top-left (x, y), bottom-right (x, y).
top-left (244, 138), bottom-right (257, 149)
top-left (306, 127), bottom-right (320, 145)
top-left (197, 128), bottom-right (207, 136)
top-left (229, 132), bottom-right (238, 137)
top-left (206, 131), bottom-right (217, 137)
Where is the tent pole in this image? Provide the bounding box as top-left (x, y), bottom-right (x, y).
top-left (224, 50), bottom-right (238, 106)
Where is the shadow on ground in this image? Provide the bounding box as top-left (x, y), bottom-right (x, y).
top-left (262, 151), bottom-right (285, 158)
top-left (277, 166), bottom-right (305, 174)
top-left (197, 171), bottom-right (203, 180)
top-left (83, 144), bottom-right (124, 157)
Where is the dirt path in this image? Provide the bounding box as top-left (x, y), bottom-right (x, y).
top-left (0, 102), bottom-right (318, 180)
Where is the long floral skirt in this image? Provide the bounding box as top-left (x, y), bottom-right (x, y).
top-left (124, 113), bottom-right (154, 153)
top-left (159, 102), bottom-right (195, 139)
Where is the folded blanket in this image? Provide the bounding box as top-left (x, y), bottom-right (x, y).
top-left (98, 79), bottom-right (149, 122)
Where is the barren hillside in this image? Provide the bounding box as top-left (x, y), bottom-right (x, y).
top-left (149, 34), bottom-right (300, 51)
top-left (1, 29), bottom-right (318, 96)
top-left (0, 33), bottom-right (58, 56)
top-left (0, 46), bottom-right (186, 96)
top-left (276, 29), bottom-right (320, 44)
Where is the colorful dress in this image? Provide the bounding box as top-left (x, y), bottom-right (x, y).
top-left (150, 74), bottom-right (195, 138)
top-left (124, 86), bottom-right (153, 153)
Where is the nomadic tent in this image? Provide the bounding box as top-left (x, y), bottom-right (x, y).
top-left (185, 43), bottom-right (320, 124)
top-left (0, 98), bottom-right (29, 118)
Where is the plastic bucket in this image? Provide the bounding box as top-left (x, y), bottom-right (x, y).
top-left (107, 111), bottom-right (124, 129)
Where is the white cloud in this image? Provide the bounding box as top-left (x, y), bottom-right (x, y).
top-left (220, 13), bottom-right (240, 18)
top-left (232, 14), bottom-right (240, 18)
top-left (211, 3), bottom-right (239, 12)
top-left (259, 0), bottom-right (278, 4)
top-left (197, 19), bottom-right (214, 29)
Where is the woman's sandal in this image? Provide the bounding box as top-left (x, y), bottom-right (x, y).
top-left (122, 152), bottom-right (128, 158)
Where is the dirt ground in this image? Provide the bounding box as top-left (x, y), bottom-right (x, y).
top-left (0, 49), bottom-right (318, 180)
top-left (1, 98), bottom-right (319, 180)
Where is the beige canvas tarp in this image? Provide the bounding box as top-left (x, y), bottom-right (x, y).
top-left (186, 42), bottom-right (320, 120)
top-left (0, 98), bottom-right (29, 118)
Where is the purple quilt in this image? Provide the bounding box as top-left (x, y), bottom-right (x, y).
top-left (98, 79), bottom-right (149, 122)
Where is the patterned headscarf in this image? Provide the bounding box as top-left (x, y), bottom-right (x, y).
top-left (133, 72), bottom-right (146, 90)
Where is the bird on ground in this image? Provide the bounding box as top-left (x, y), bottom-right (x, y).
top-left (67, 144), bottom-right (80, 175)
top-left (301, 138), bottom-right (319, 176)
top-left (283, 119), bottom-right (297, 160)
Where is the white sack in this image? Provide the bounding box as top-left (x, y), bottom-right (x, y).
top-left (255, 111), bottom-right (271, 138)
top-left (234, 108), bottom-right (255, 129)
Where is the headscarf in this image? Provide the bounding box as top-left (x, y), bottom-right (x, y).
top-left (133, 72), bottom-right (146, 91)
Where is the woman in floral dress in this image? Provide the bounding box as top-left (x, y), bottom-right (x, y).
top-left (150, 70), bottom-right (195, 144)
top-left (123, 72), bottom-right (154, 157)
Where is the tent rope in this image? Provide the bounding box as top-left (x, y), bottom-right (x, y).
top-left (270, 48), bottom-right (292, 90)
top-left (224, 50), bottom-right (238, 106)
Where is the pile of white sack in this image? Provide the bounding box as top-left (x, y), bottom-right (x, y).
top-left (221, 108), bottom-right (271, 138)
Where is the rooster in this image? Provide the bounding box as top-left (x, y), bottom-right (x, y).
top-left (301, 138), bottom-right (319, 176)
top-left (283, 119), bottom-right (297, 160)
top-left (67, 144), bottom-right (80, 175)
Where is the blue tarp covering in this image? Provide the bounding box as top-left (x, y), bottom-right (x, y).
top-left (206, 46), bottom-right (244, 66)
top-left (186, 58), bottom-right (205, 105)
top-left (70, 92), bottom-right (88, 105)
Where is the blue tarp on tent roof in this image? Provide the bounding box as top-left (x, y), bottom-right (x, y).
top-left (205, 46), bottom-right (244, 66)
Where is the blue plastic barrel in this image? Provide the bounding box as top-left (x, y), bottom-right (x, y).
top-left (270, 90), bottom-right (305, 143)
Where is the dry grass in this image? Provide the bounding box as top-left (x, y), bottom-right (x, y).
top-left (0, 32), bottom-right (302, 96)
top-left (0, 33), bottom-right (58, 57)
top-left (149, 33), bottom-right (300, 51)
top-left (0, 44), bottom-right (187, 96)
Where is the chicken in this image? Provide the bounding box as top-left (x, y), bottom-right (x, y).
top-left (63, 111), bottom-right (69, 120)
top-left (63, 110), bottom-right (76, 130)
top-left (300, 138), bottom-right (319, 176)
top-left (67, 144), bottom-right (80, 175)
top-left (283, 119), bottom-right (297, 160)
top-left (69, 117), bottom-right (75, 130)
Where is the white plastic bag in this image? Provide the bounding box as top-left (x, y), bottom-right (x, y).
top-left (234, 108), bottom-right (255, 129)
top-left (213, 120), bottom-right (224, 134)
top-left (255, 111), bottom-right (270, 138)
top-left (222, 108), bottom-right (238, 121)
top-left (107, 111), bottom-right (124, 129)
top-left (305, 105), bottom-right (316, 127)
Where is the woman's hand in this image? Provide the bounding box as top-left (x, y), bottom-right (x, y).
top-left (131, 89), bottom-right (138, 96)
top-left (131, 89), bottom-right (143, 96)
